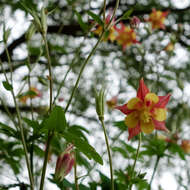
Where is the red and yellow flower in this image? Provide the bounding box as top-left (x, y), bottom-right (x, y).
top-left (147, 8), bottom-right (169, 30)
top-left (93, 11), bottom-right (117, 42)
top-left (115, 23), bottom-right (139, 50)
top-left (116, 79), bottom-right (171, 140)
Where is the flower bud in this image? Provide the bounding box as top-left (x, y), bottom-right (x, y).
top-left (95, 88), bottom-right (105, 121)
top-left (130, 16), bottom-right (140, 29)
top-left (55, 144), bottom-right (75, 181)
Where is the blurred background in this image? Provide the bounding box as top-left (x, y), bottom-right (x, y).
top-left (1, 0), bottom-right (190, 189)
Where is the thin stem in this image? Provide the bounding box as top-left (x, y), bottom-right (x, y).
top-left (103, 0), bottom-right (107, 25)
top-left (39, 34), bottom-right (54, 190)
top-left (5, 44), bottom-right (13, 83)
top-left (39, 131), bottom-right (53, 190)
top-left (0, 60), bottom-right (34, 190)
top-left (149, 156), bottom-right (160, 190)
top-left (64, 0), bottom-right (120, 113)
top-left (27, 42), bottom-right (34, 177)
top-left (74, 152), bottom-right (80, 190)
top-left (129, 133), bottom-right (141, 190)
top-left (42, 34), bottom-right (53, 112)
top-left (64, 31), bottom-right (104, 113)
top-left (100, 119), bottom-right (114, 190)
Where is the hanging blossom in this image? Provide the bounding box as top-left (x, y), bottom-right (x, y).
top-left (147, 8), bottom-right (169, 30)
top-left (116, 78), bottom-right (171, 140)
top-left (93, 11), bottom-right (117, 42)
top-left (55, 144), bottom-right (75, 181)
top-left (115, 23), bottom-right (139, 50)
top-left (19, 87), bottom-right (42, 103)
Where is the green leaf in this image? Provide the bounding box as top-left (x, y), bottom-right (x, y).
top-left (68, 125), bottom-right (89, 142)
top-left (113, 120), bottom-right (127, 131)
top-left (41, 106), bottom-right (67, 132)
top-left (62, 131), bottom-right (103, 165)
top-left (0, 122), bottom-right (17, 137)
top-left (87, 10), bottom-right (104, 26)
top-left (74, 10), bottom-right (88, 32)
top-left (121, 8), bottom-right (133, 20)
top-left (2, 81), bottom-right (13, 91)
top-left (22, 117), bottom-right (40, 133)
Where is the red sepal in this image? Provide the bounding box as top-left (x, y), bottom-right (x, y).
top-left (137, 78), bottom-right (149, 101)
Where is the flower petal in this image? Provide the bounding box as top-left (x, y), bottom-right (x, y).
top-left (128, 124), bottom-right (141, 140)
top-left (127, 97), bottom-right (142, 110)
top-left (152, 119), bottom-right (169, 132)
top-left (154, 108), bottom-right (167, 121)
top-left (145, 93), bottom-right (159, 105)
top-left (125, 112), bottom-right (139, 128)
top-left (155, 94), bottom-right (171, 108)
top-left (137, 78), bottom-right (150, 101)
top-left (140, 120), bottom-right (155, 134)
top-left (115, 104), bottom-right (133, 115)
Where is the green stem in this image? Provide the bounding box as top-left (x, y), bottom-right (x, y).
top-left (0, 60), bottom-right (34, 190)
top-left (39, 34), bottom-right (54, 190)
top-left (149, 156), bottom-right (160, 190)
top-left (65, 0), bottom-right (120, 113)
top-left (64, 31), bottom-right (104, 113)
top-left (74, 152), bottom-right (80, 190)
top-left (39, 131), bottom-right (53, 190)
top-left (100, 119), bottom-right (114, 190)
top-left (42, 34), bottom-right (53, 112)
top-left (129, 133), bottom-right (141, 190)
top-left (5, 44), bottom-right (13, 83)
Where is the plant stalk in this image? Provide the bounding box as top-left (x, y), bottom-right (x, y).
top-left (39, 33), bottom-right (54, 190)
top-left (0, 60), bottom-right (34, 190)
top-left (100, 119), bottom-right (114, 190)
top-left (149, 156), bottom-right (160, 190)
top-left (129, 133), bottom-right (142, 190)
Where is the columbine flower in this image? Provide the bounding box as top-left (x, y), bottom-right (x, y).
top-left (115, 23), bottom-right (139, 50)
top-left (93, 11), bottom-right (117, 42)
top-left (19, 87), bottom-right (42, 103)
top-left (106, 96), bottom-right (118, 109)
top-left (55, 144), bottom-right (75, 181)
top-left (181, 140), bottom-right (190, 154)
top-left (147, 8), bottom-right (169, 30)
top-left (116, 78), bottom-right (171, 140)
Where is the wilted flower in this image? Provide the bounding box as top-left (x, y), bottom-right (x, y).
top-left (130, 16), bottom-right (140, 29)
top-left (55, 144), bottom-right (75, 181)
top-left (116, 78), bottom-right (171, 140)
top-left (164, 42), bottom-right (175, 52)
top-left (106, 96), bottom-right (117, 109)
top-left (181, 140), bottom-right (190, 154)
top-left (19, 87), bottom-right (42, 103)
top-left (93, 11), bottom-right (117, 42)
top-left (147, 8), bottom-right (169, 30)
top-left (115, 23), bottom-right (139, 50)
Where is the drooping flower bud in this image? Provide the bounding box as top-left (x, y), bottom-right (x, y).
top-left (55, 144), bottom-right (75, 181)
top-left (130, 16), bottom-right (140, 29)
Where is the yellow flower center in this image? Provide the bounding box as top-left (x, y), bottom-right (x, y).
top-left (140, 109), bottom-right (151, 123)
